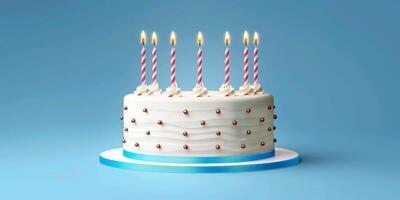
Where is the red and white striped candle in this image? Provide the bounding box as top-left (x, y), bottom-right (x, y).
top-left (197, 32), bottom-right (203, 86)
top-left (170, 31), bottom-right (177, 86)
top-left (151, 32), bottom-right (158, 85)
top-left (253, 32), bottom-right (259, 84)
top-left (140, 31), bottom-right (147, 85)
top-left (224, 32), bottom-right (231, 84)
top-left (243, 31), bottom-right (250, 85)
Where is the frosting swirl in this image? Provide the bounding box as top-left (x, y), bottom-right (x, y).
top-left (148, 83), bottom-right (162, 95)
top-left (237, 83), bottom-right (253, 96)
top-left (165, 85), bottom-right (181, 97)
top-left (252, 83), bottom-right (264, 94)
top-left (192, 84), bottom-right (208, 97)
top-left (133, 84), bottom-right (148, 96)
top-left (218, 83), bottom-right (235, 96)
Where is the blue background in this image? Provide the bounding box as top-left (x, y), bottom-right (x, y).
top-left (1, 0), bottom-right (399, 199)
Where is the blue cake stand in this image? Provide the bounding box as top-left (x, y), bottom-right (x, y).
top-left (99, 147), bottom-right (300, 173)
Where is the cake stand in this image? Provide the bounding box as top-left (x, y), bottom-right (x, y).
top-left (99, 147), bottom-right (300, 173)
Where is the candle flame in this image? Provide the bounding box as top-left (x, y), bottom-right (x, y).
top-left (224, 31), bottom-right (230, 46)
top-left (254, 32), bottom-right (259, 45)
top-left (152, 32), bottom-right (157, 45)
top-left (170, 31), bottom-right (176, 46)
top-left (140, 30), bottom-right (147, 45)
top-left (243, 31), bottom-right (249, 45)
top-left (197, 32), bottom-right (203, 46)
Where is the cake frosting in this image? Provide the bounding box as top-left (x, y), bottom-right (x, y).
top-left (237, 83), bottom-right (253, 95)
top-left (252, 82), bottom-right (264, 94)
top-left (192, 84), bottom-right (208, 97)
top-left (218, 83), bottom-right (235, 96)
top-left (147, 83), bottom-right (162, 94)
top-left (121, 91), bottom-right (276, 157)
top-left (164, 84), bottom-right (181, 97)
top-left (133, 84), bottom-right (148, 95)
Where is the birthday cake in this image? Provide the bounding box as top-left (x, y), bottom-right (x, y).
top-left (99, 31), bottom-right (299, 172)
top-left (121, 92), bottom-right (276, 159)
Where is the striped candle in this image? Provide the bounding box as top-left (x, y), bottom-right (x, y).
top-left (170, 32), bottom-right (177, 86)
top-left (151, 32), bottom-right (158, 85)
top-left (140, 31), bottom-right (147, 85)
top-left (170, 48), bottom-right (176, 85)
top-left (243, 31), bottom-right (249, 85)
top-left (224, 32), bottom-right (231, 84)
top-left (253, 32), bottom-right (259, 84)
top-left (253, 47), bottom-right (259, 84)
top-left (224, 48), bottom-right (230, 84)
top-left (151, 47), bottom-right (157, 84)
top-left (197, 32), bottom-right (203, 86)
top-left (197, 48), bottom-right (203, 85)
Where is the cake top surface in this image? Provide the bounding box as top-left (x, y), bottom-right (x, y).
top-left (125, 91), bottom-right (272, 102)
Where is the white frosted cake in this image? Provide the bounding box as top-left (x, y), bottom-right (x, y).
top-left (120, 91), bottom-right (277, 162)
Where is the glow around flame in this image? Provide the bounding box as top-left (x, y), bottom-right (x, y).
top-left (224, 31), bottom-right (230, 46)
top-left (254, 32), bottom-right (259, 45)
top-left (140, 30), bottom-right (147, 45)
top-left (151, 32), bottom-right (157, 45)
top-left (170, 31), bottom-right (176, 46)
top-left (197, 32), bottom-right (203, 46)
top-left (243, 31), bottom-right (249, 45)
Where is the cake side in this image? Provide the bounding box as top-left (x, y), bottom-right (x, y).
top-left (121, 91), bottom-right (276, 157)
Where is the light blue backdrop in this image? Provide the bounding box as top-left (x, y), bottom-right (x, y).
top-left (1, 0), bottom-right (399, 199)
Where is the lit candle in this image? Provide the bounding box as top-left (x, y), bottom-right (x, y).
top-left (218, 31), bottom-right (234, 96)
top-left (148, 32), bottom-right (162, 94)
top-left (237, 31), bottom-right (253, 95)
top-left (192, 32), bottom-right (207, 97)
top-left (252, 32), bottom-right (263, 94)
top-left (165, 31), bottom-right (181, 97)
top-left (134, 30), bottom-right (148, 95)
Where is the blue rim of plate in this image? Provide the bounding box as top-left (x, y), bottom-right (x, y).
top-left (99, 148), bottom-right (300, 173)
top-left (122, 149), bottom-right (275, 164)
